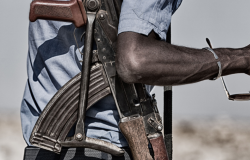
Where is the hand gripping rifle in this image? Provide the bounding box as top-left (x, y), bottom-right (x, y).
top-left (29, 0), bottom-right (169, 159)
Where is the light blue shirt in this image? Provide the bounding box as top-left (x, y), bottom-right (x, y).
top-left (21, 0), bottom-right (182, 147)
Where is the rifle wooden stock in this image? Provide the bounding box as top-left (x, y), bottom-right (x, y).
top-left (149, 134), bottom-right (169, 160)
top-left (119, 116), bottom-right (153, 160)
top-left (29, 0), bottom-right (87, 27)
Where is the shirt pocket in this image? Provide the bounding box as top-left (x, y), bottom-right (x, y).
top-left (132, 0), bottom-right (173, 32)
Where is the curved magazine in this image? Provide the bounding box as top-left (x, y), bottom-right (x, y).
top-left (30, 63), bottom-right (111, 153)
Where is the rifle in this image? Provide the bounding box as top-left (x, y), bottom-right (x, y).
top-left (29, 0), bottom-right (169, 159)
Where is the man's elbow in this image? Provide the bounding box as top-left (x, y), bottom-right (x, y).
top-left (116, 32), bottom-right (147, 83)
top-left (116, 48), bottom-right (145, 84)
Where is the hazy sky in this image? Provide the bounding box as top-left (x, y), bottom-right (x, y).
top-left (1, 0), bottom-right (250, 118)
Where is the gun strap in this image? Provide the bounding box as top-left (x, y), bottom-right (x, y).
top-left (94, 1), bottom-right (164, 135)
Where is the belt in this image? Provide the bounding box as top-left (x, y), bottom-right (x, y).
top-left (23, 146), bottom-right (138, 160)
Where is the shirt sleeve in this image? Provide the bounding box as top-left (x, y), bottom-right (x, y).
top-left (118, 0), bottom-right (183, 41)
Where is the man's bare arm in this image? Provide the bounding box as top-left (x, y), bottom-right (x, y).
top-left (116, 31), bottom-right (250, 85)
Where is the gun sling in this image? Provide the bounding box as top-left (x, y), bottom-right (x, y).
top-left (29, 0), bottom-right (170, 159)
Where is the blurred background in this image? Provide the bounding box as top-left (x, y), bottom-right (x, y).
top-left (1, 0), bottom-right (250, 159)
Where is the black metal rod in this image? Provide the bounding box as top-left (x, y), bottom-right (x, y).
top-left (164, 25), bottom-right (173, 160)
top-left (75, 13), bottom-right (96, 138)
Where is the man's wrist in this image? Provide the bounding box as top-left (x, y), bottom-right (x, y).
top-left (214, 48), bottom-right (249, 76)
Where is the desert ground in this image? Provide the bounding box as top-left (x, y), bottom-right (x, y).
top-left (1, 111), bottom-right (250, 160)
top-left (173, 116), bottom-right (250, 160)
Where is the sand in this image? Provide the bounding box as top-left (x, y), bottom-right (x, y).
top-left (173, 117), bottom-right (250, 160)
top-left (0, 113), bottom-right (26, 160)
